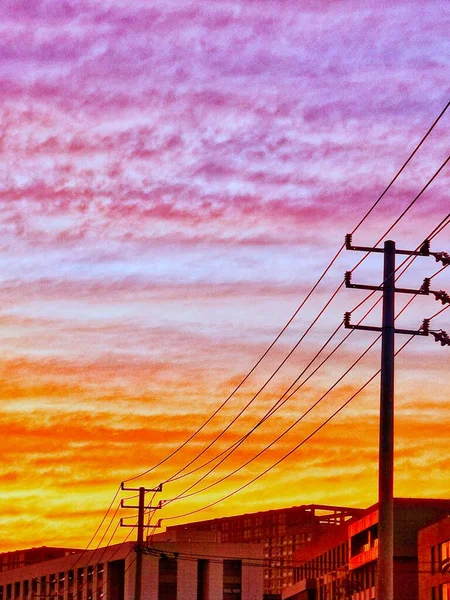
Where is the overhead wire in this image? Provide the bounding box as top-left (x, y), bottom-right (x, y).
top-left (122, 102), bottom-right (450, 484)
top-left (157, 252), bottom-right (420, 490)
top-left (39, 105), bottom-right (449, 575)
top-left (160, 289), bottom-right (421, 505)
top-left (158, 212), bottom-right (449, 522)
top-left (160, 334), bottom-right (415, 525)
top-left (90, 210), bottom-right (450, 563)
top-left (158, 255), bottom-right (421, 502)
top-left (148, 156), bottom-right (450, 491)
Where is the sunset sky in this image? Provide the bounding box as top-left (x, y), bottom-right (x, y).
top-left (1, 0), bottom-right (449, 552)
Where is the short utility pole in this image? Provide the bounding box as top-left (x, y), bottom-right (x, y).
top-left (344, 235), bottom-right (449, 600)
top-left (120, 483), bottom-right (163, 600)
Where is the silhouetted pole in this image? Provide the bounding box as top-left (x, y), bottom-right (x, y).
top-left (119, 483), bottom-right (164, 600)
top-left (377, 240), bottom-right (395, 600)
top-left (134, 487), bottom-right (145, 600)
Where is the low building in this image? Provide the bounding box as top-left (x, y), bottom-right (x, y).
top-left (0, 539), bottom-right (264, 600)
top-left (0, 548), bottom-right (81, 574)
top-left (164, 504), bottom-right (362, 597)
top-left (282, 498), bottom-right (450, 600)
top-left (418, 515), bottom-right (450, 600)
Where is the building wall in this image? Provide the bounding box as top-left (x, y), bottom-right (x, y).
top-left (282, 499), bottom-right (450, 600)
top-left (0, 548), bottom-right (81, 574)
top-left (0, 541), bottom-right (263, 600)
top-left (418, 516), bottom-right (450, 600)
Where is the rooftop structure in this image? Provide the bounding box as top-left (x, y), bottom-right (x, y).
top-left (0, 548), bottom-right (81, 574)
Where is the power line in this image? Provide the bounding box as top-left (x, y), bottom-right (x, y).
top-left (161, 335), bottom-right (415, 524)
top-left (154, 203), bottom-right (449, 507)
top-left (160, 277), bottom-right (429, 508)
top-left (156, 156), bottom-right (449, 488)
top-left (123, 104), bottom-right (450, 485)
top-left (159, 219), bottom-right (449, 520)
top-left (160, 250), bottom-right (422, 492)
top-left (43, 109), bottom-right (449, 572)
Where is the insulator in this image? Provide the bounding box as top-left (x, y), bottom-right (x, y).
top-left (345, 233), bottom-right (353, 249)
top-left (343, 312), bottom-right (352, 328)
top-left (431, 330), bottom-right (450, 346)
top-left (420, 319), bottom-right (430, 335)
top-left (419, 239), bottom-right (430, 256)
top-left (432, 290), bottom-right (450, 305)
top-left (420, 278), bottom-right (431, 294)
top-left (433, 251), bottom-right (450, 266)
top-left (344, 271), bottom-right (352, 287)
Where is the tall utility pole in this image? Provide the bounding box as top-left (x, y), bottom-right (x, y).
top-left (378, 240), bottom-right (395, 600)
top-left (120, 483), bottom-right (163, 600)
top-left (344, 235), bottom-right (449, 600)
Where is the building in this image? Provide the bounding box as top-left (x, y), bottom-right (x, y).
top-left (0, 539), bottom-right (264, 600)
top-left (163, 504), bottom-right (362, 598)
top-left (282, 498), bottom-right (450, 600)
top-left (0, 548), bottom-right (81, 574)
top-left (418, 515), bottom-right (450, 600)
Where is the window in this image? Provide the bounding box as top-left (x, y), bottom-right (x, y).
top-left (197, 560), bottom-right (209, 600)
top-left (440, 583), bottom-right (450, 600)
top-left (440, 540), bottom-right (450, 573)
top-left (223, 560), bottom-right (242, 600)
top-left (158, 557), bottom-right (177, 600)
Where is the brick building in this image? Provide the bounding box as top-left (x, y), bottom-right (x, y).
top-left (163, 504), bottom-right (362, 597)
top-left (418, 515), bottom-right (450, 600)
top-left (0, 539), bottom-right (264, 600)
top-left (0, 549), bottom-right (80, 574)
top-left (282, 498), bottom-right (450, 600)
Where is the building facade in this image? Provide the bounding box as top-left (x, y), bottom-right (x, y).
top-left (0, 549), bottom-right (81, 574)
top-left (418, 515), bottom-right (450, 600)
top-left (282, 498), bottom-right (450, 600)
top-left (0, 540), bottom-right (264, 600)
top-left (164, 504), bottom-right (362, 597)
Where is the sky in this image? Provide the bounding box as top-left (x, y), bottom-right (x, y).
top-left (1, 0), bottom-right (449, 552)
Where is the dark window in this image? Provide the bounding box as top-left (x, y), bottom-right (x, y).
top-left (223, 560), bottom-right (241, 600)
top-left (108, 560), bottom-right (125, 600)
top-left (158, 557), bottom-right (177, 600)
top-left (197, 560), bottom-right (209, 600)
